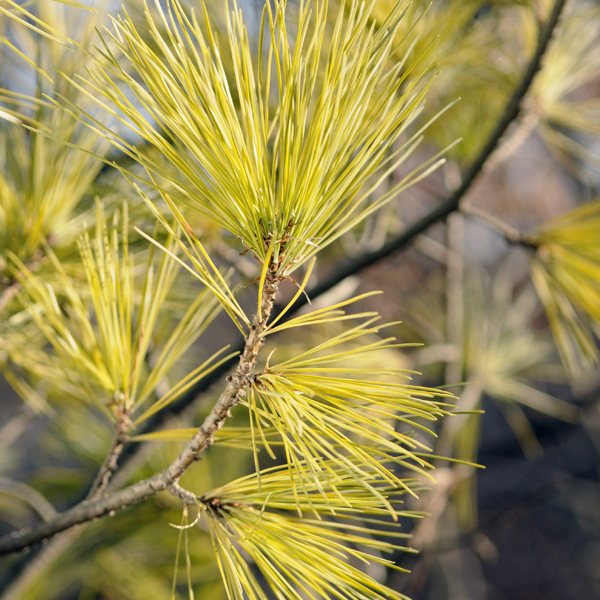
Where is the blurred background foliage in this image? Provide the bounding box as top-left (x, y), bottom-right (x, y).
top-left (1, 0), bottom-right (600, 599)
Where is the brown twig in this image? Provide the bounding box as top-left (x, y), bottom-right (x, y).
top-left (460, 205), bottom-right (538, 249)
top-left (480, 109), bottom-right (541, 177)
top-left (0, 267), bottom-right (281, 556)
top-left (86, 416), bottom-right (131, 502)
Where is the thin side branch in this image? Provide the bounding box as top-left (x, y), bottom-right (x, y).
top-left (86, 416), bottom-right (131, 501)
top-left (460, 205), bottom-right (538, 249)
top-left (481, 109), bottom-right (541, 177)
top-left (0, 268), bottom-right (281, 556)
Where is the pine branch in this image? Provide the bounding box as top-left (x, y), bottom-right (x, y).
top-left (86, 416), bottom-right (131, 501)
top-left (480, 109), bottom-right (541, 177)
top-left (115, 0), bottom-right (567, 449)
top-left (0, 270), bottom-right (281, 556)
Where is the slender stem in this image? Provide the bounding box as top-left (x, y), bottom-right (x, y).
top-left (460, 205), bottom-right (537, 249)
top-left (86, 417), bottom-right (131, 501)
top-left (414, 235), bottom-right (449, 265)
top-left (444, 214), bottom-right (464, 390)
top-left (0, 269), bottom-right (281, 556)
top-left (160, 267), bottom-right (280, 485)
top-left (107, 391), bottom-right (208, 493)
top-left (480, 110), bottom-right (540, 177)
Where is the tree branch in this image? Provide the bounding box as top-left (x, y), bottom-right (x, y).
top-left (480, 109), bottom-right (541, 177)
top-left (460, 205), bottom-right (538, 249)
top-left (460, 205), bottom-right (537, 250)
top-left (0, 268), bottom-right (281, 556)
top-left (86, 416), bottom-right (131, 501)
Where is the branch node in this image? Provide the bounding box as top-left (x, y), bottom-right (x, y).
top-left (168, 483), bottom-right (198, 505)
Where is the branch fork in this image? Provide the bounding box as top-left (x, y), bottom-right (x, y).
top-left (0, 268), bottom-right (281, 556)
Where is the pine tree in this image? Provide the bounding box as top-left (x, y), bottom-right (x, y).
top-left (0, 0), bottom-right (598, 598)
